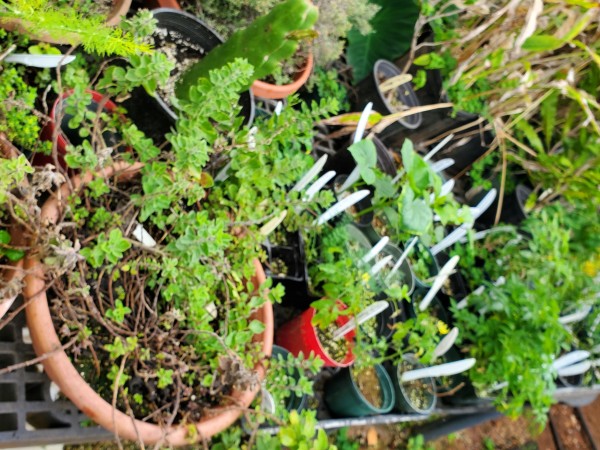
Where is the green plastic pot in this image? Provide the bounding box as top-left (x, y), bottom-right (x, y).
top-left (271, 345), bottom-right (307, 412)
top-left (388, 354), bottom-right (436, 414)
top-left (324, 364), bottom-right (395, 417)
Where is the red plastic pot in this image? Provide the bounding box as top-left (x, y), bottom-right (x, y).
top-left (275, 305), bottom-right (355, 367)
top-left (35, 90), bottom-right (123, 170)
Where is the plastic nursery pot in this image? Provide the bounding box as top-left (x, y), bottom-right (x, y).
top-left (324, 364), bottom-right (395, 417)
top-left (406, 238), bottom-right (440, 288)
top-left (271, 345), bottom-right (307, 412)
top-left (354, 59), bottom-right (422, 143)
top-left (434, 251), bottom-right (469, 301)
top-left (374, 243), bottom-right (415, 295)
top-left (323, 135), bottom-right (397, 177)
top-left (409, 287), bottom-right (451, 326)
top-left (332, 175), bottom-right (377, 241)
top-left (35, 90), bottom-right (125, 170)
top-left (388, 353), bottom-right (436, 414)
top-left (23, 162), bottom-right (274, 446)
top-left (251, 52), bottom-right (314, 100)
top-left (122, 8), bottom-right (255, 144)
top-left (263, 230), bottom-right (314, 309)
top-left (275, 305), bottom-right (355, 368)
top-left (434, 346), bottom-right (481, 406)
top-left (473, 183), bottom-right (532, 228)
top-left (433, 129), bottom-right (494, 177)
top-left (0, 0), bottom-right (132, 42)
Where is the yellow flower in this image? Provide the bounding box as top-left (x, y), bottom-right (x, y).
top-left (437, 320), bottom-right (449, 335)
top-left (582, 259), bottom-right (600, 277)
top-left (361, 272), bottom-right (371, 283)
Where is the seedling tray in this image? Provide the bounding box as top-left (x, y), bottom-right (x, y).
top-left (0, 299), bottom-right (112, 448)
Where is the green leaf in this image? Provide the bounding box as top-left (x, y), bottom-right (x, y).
top-left (249, 320), bottom-right (266, 334)
top-left (0, 230), bottom-right (10, 245)
top-left (348, 139), bottom-right (377, 184)
top-left (3, 248), bottom-right (24, 262)
top-left (347, 0), bottom-right (419, 82)
top-left (515, 120), bottom-right (544, 153)
top-left (401, 141), bottom-right (431, 194)
top-left (522, 35), bottom-right (564, 52)
top-left (540, 91), bottom-right (559, 149)
top-left (413, 53), bottom-right (447, 69)
top-left (399, 187), bottom-right (433, 234)
top-left (279, 428), bottom-right (297, 447)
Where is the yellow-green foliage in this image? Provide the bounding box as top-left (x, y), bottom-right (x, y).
top-left (0, 0), bottom-right (151, 56)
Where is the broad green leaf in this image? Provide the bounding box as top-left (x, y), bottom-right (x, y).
top-left (249, 320), bottom-right (265, 334)
top-left (401, 142), bottom-right (431, 194)
top-left (3, 248), bottom-right (24, 262)
top-left (347, 0), bottom-right (419, 82)
top-left (413, 53), bottom-right (447, 69)
top-left (0, 230), bottom-right (10, 245)
top-left (522, 35), bottom-right (564, 52)
top-left (349, 139), bottom-right (377, 184)
top-left (399, 187), bottom-right (432, 234)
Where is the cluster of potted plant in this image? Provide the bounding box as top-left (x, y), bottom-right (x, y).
top-left (0, 0), bottom-right (599, 447)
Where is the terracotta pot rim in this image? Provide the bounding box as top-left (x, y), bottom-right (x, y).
top-left (251, 52), bottom-right (314, 100)
top-left (24, 162), bottom-right (274, 445)
top-left (0, 0), bottom-right (132, 44)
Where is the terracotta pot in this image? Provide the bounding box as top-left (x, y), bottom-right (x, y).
top-left (0, 0), bottom-right (132, 44)
top-left (251, 52), bottom-right (314, 100)
top-left (24, 162), bottom-right (274, 445)
top-left (0, 134), bottom-right (26, 320)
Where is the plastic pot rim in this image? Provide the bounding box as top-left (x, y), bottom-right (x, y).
top-left (397, 353), bottom-right (437, 414)
top-left (348, 364), bottom-right (395, 414)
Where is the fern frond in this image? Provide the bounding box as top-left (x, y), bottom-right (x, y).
top-left (0, 0), bottom-right (151, 57)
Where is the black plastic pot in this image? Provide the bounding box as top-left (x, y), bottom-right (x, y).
top-left (434, 346), bottom-right (486, 407)
top-left (473, 183), bottom-right (532, 228)
top-left (354, 59), bottom-right (422, 143)
top-left (332, 174), bottom-right (375, 231)
top-left (323, 135), bottom-right (397, 177)
top-left (430, 129), bottom-right (494, 177)
top-left (263, 230), bottom-right (314, 309)
top-left (408, 287), bottom-right (451, 327)
top-left (435, 251), bottom-right (469, 301)
top-left (122, 8), bottom-right (255, 144)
